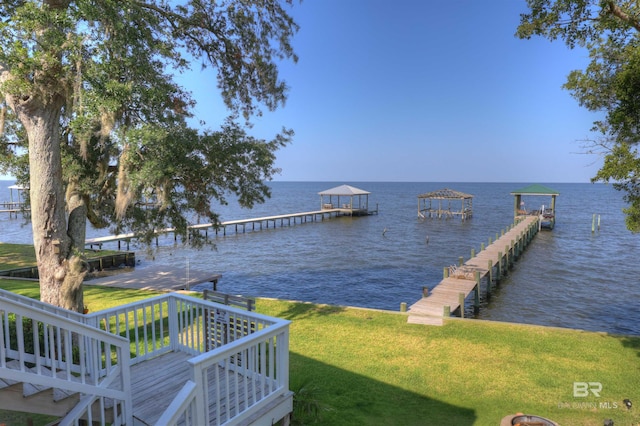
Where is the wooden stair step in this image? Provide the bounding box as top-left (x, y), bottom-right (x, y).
top-left (0, 376), bottom-right (20, 388)
top-left (3, 359), bottom-right (81, 400)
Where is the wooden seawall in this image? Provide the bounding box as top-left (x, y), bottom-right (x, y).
top-left (407, 216), bottom-right (540, 326)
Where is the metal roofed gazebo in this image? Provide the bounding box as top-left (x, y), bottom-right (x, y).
top-left (417, 188), bottom-right (473, 221)
top-left (8, 184), bottom-right (28, 203)
top-left (319, 184), bottom-right (372, 216)
top-left (511, 184), bottom-right (559, 229)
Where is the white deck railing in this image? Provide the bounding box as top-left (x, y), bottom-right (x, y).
top-left (89, 293), bottom-right (291, 425)
top-left (0, 288), bottom-right (291, 426)
top-left (0, 288), bottom-right (132, 425)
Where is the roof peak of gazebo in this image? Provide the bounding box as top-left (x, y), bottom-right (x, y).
top-left (318, 184), bottom-right (370, 196)
top-left (417, 188), bottom-right (473, 199)
top-left (510, 184), bottom-right (560, 196)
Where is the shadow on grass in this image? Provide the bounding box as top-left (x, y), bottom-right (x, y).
top-left (617, 334), bottom-right (640, 358)
top-left (289, 351), bottom-right (476, 426)
top-left (274, 300), bottom-right (347, 320)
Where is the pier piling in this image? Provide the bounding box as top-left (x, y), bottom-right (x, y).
top-left (407, 216), bottom-right (540, 325)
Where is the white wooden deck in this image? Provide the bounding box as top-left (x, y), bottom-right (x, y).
top-left (0, 290), bottom-right (292, 425)
top-left (115, 350), bottom-right (283, 426)
top-left (126, 351), bottom-right (192, 425)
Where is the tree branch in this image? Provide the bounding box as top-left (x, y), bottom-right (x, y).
top-left (606, 1), bottom-right (640, 32)
top-left (43, 0), bottom-right (71, 10)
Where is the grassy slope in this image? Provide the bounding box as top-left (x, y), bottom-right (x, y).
top-left (0, 243), bottom-right (38, 268)
top-left (0, 242), bottom-right (122, 270)
top-left (1, 245), bottom-right (638, 425)
top-left (255, 299), bottom-right (639, 426)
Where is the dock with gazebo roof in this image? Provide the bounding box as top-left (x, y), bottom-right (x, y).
top-left (511, 184), bottom-right (559, 230)
top-left (417, 188), bottom-right (473, 221)
top-left (318, 184), bottom-right (378, 216)
top-left (86, 184), bottom-right (377, 248)
top-left (0, 184), bottom-right (29, 218)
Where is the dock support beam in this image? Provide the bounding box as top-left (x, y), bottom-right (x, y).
top-left (487, 260), bottom-right (493, 296)
top-left (474, 271), bottom-right (481, 313)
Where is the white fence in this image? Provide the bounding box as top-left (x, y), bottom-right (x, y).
top-left (0, 288), bottom-right (291, 425)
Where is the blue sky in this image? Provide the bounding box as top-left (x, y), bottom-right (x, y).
top-left (1, 0), bottom-right (603, 183)
top-left (182, 0), bottom-right (603, 183)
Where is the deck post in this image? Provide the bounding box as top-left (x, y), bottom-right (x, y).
top-left (400, 302), bottom-right (407, 312)
top-left (481, 243), bottom-right (485, 251)
top-left (458, 292), bottom-right (465, 318)
top-left (474, 271), bottom-right (480, 312)
top-left (497, 251), bottom-right (503, 279)
top-left (443, 305), bottom-right (450, 317)
top-left (422, 286), bottom-right (429, 297)
top-left (458, 256), bottom-right (464, 266)
top-left (443, 267), bottom-right (449, 279)
top-left (505, 245), bottom-right (510, 270)
top-left (471, 248), bottom-right (475, 258)
top-left (487, 260), bottom-right (493, 293)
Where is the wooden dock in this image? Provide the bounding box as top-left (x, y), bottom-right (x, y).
top-left (0, 201), bottom-right (29, 218)
top-left (407, 216), bottom-right (540, 325)
top-left (86, 207), bottom-right (377, 250)
top-left (83, 264), bottom-right (221, 292)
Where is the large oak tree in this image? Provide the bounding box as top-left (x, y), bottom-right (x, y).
top-left (517, 0), bottom-right (640, 231)
top-left (0, 0), bottom-right (298, 311)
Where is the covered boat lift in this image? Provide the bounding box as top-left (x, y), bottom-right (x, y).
top-left (417, 188), bottom-right (473, 221)
top-left (511, 184), bottom-right (559, 229)
top-left (318, 184), bottom-right (376, 216)
top-left (1, 184), bottom-right (29, 218)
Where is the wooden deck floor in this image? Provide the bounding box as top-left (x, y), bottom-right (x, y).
top-left (127, 351), bottom-right (192, 425)
top-left (408, 216), bottom-right (539, 325)
top-left (114, 351), bottom-right (282, 425)
top-left (83, 265), bottom-right (221, 292)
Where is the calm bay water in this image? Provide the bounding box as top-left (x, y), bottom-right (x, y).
top-left (1, 181), bottom-right (639, 336)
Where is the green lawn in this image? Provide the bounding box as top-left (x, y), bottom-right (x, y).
top-left (0, 242), bottom-right (122, 270)
top-left (0, 242), bottom-right (38, 269)
top-left (1, 277), bottom-right (638, 426)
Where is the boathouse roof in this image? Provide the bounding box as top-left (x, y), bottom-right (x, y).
top-left (318, 184), bottom-right (370, 196)
top-left (8, 184), bottom-right (28, 190)
top-left (510, 184), bottom-right (559, 196)
top-left (417, 188), bottom-right (473, 199)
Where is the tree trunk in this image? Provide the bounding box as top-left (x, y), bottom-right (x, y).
top-left (14, 98), bottom-right (85, 312)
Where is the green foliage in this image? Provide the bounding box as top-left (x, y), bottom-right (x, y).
top-left (518, 1), bottom-right (640, 232)
top-left (291, 379), bottom-right (330, 425)
top-left (2, 280), bottom-right (640, 425)
top-left (0, 0), bottom-right (299, 246)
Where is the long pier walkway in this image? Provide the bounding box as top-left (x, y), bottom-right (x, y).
top-left (86, 207), bottom-right (376, 250)
top-left (0, 201), bottom-right (29, 218)
top-left (407, 216), bottom-right (540, 326)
